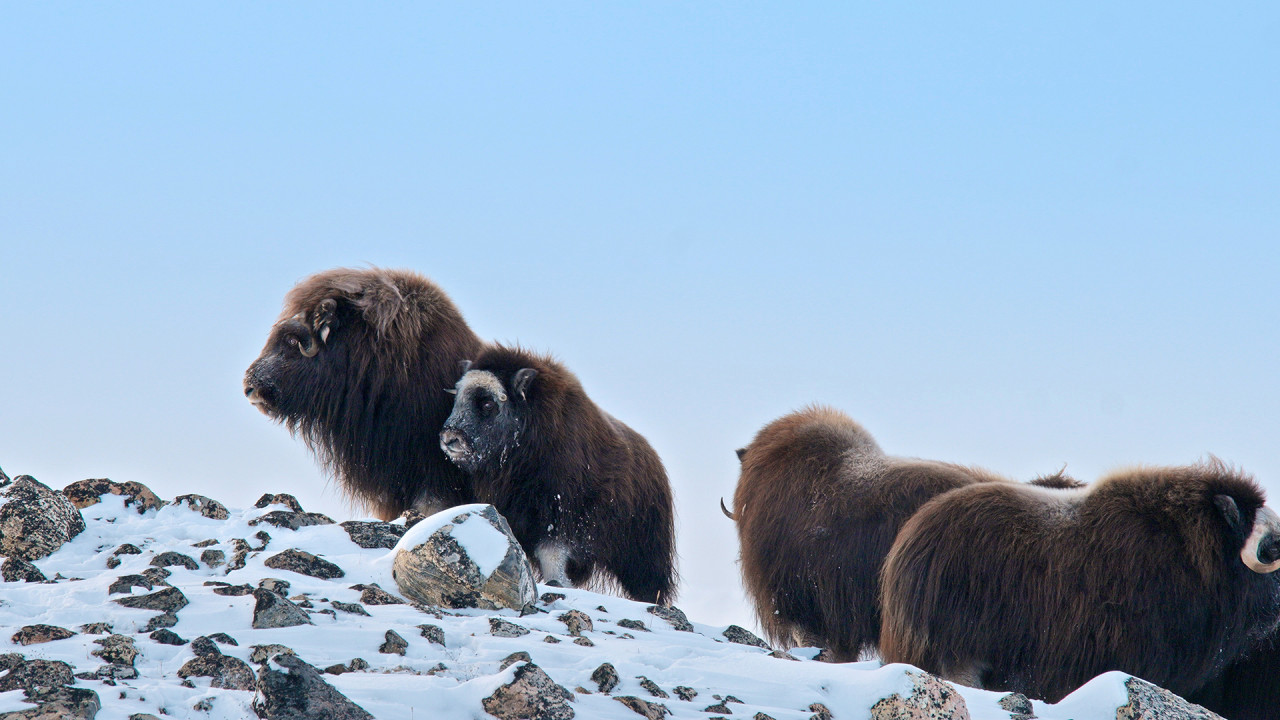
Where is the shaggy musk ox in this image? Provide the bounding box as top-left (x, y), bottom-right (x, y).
top-left (728, 406), bottom-right (1081, 661)
top-left (1188, 630), bottom-right (1280, 720)
top-left (879, 460), bottom-right (1280, 703)
top-left (243, 267), bottom-right (484, 520)
top-left (439, 345), bottom-right (677, 604)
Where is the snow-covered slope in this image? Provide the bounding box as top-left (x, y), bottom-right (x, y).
top-left (0, 488), bottom-right (1209, 720)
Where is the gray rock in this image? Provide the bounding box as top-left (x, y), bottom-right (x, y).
top-left (379, 630), bottom-right (407, 656)
top-left (92, 635), bottom-right (137, 666)
top-left (149, 552), bottom-right (198, 571)
top-left (0, 467), bottom-right (8, 485)
top-left (251, 511), bottom-right (335, 531)
top-left (1116, 677), bottom-right (1222, 720)
top-left (112, 543), bottom-right (142, 556)
top-left (10, 625), bottom-right (74, 646)
top-left (200, 549), bottom-right (225, 568)
top-left (615, 696), bottom-right (670, 719)
top-left (149, 629), bottom-right (186, 646)
top-left (618, 619), bottom-right (650, 632)
top-left (0, 658), bottom-right (74, 693)
top-left (255, 493), bottom-right (305, 512)
top-left (490, 618), bottom-right (531, 638)
top-left (114, 586), bottom-right (187, 613)
top-left (264, 549), bottom-right (344, 579)
top-left (0, 475), bottom-right (86, 561)
top-left (108, 575), bottom-right (152, 595)
top-left (417, 624), bottom-right (445, 646)
top-left (253, 654), bottom-right (374, 720)
top-left (226, 538), bottom-right (251, 572)
top-left (481, 662), bottom-right (575, 720)
top-left (252, 588), bottom-right (313, 629)
top-left (351, 583), bottom-right (403, 605)
top-left (140, 567), bottom-right (171, 586)
top-left (674, 686), bottom-right (697, 701)
top-left (558, 610), bottom-right (593, 636)
top-left (647, 605), bottom-right (693, 632)
top-left (177, 653), bottom-right (255, 691)
top-left (1, 558), bottom-right (46, 583)
top-left (723, 624), bottom-right (769, 649)
top-left (499, 652), bottom-right (533, 671)
top-left (78, 623), bottom-right (112, 635)
top-left (998, 693), bottom-right (1033, 717)
top-left (810, 702), bottom-right (834, 720)
top-left (592, 662), bottom-right (619, 694)
top-left (340, 521), bottom-right (405, 550)
top-left (259, 578), bottom-right (291, 595)
top-left (249, 645), bottom-right (296, 664)
top-left (391, 505), bottom-right (536, 612)
top-left (190, 636), bottom-right (221, 657)
top-left (207, 632), bottom-right (238, 646)
top-left (332, 601), bottom-right (370, 616)
top-left (172, 494), bottom-right (229, 520)
top-left (637, 676), bottom-right (668, 698)
top-left (143, 612), bottom-right (179, 632)
top-left (869, 670), bottom-right (970, 720)
top-left (62, 478), bottom-right (163, 514)
top-left (210, 583), bottom-right (253, 596)
top-left (1, 685), bottom-right (100, 719)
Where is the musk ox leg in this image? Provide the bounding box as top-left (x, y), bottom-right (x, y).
top-left (534, 540), bottom-right (574, 588)
top-left (941, 661), bottom-right (988, 690)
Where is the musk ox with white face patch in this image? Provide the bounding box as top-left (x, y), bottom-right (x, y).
top-left (243, 267), bottom-right (484, 520)
top-left (879, 460), bottom-right (1280, 703)
top-left (440, 345), bottom-right (678, 604)
top-left (728, 405), bottom-right (1081, 661)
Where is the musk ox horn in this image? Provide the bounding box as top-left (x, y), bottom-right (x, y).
top-left (298, 334), bottom-right (320, 358)
top-left (1242, 506), bottom-right (1280, 573)
top-left (720, 497), bottom-right (735, 520)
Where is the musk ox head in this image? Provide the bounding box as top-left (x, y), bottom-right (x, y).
top-left (243, 298), bottom-right (339, 420)
top-left (1234, 503), bottom-right (1280, 574)
top-left (440, 363), bottom-right (538, 473)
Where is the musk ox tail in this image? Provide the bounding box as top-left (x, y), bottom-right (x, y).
top-left (720, 497), bottom-right (736, 521)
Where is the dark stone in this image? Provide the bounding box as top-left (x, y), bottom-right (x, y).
top-left (617, 619), bottom-right (650, 632)
top-left (92, 635), bottom-right (138, 666)
top-left (140, 567), bottom-right (171, 586)
top-left (259, 578), bottom-right (291, 595)
top-left (149, 629), bottom-right (186, 646)
top-left (178, 653), bottom-right (256, 691)
top-left (200, 549), bottom-right (225, 568)
top-left (252, 588), bottom-right (313, 629)
top-left (591, 662), bottom-right (619, 694)
top-left (79, 623), bottom-right (112, 635)
top-left (332, 600), bottom-right (370, 616)
top-left (113, 544), bottom-right (142, 556)
top-left (339, 521), bottom-right (405, 550)
top-left (646, 605), bottom-right (694, 632)
top-left (417, 624), bottom-right (445, 646)
top-left (0, 658), bottom-right (74, 693)
top-left (213, 583), bottom-right (254, 596)
top-left (499, 652), bottom-right (532, 671)
top-left (997, 694), bottom-right (1033, 716)
top-left (1, 558), bottom-right (47, 583)
top-left (674, 686), bottom-right (697, 701)
top-left (5, 685), bottom-right (100, 719)
top-left (723, 625), bottom-right (769, 649)
top-left (227, 539), bottom-right (251, 572)
top-left (809, 702), bottom-right (834, 720)
top-left (637, 676), bottom-right (668, 698)
top-left (253, 530), bottom-right (272, 549)
top-left (114, 586), bottom-right (188, 613)
top-left (192, 539), bottom-right (219, 548)
top-left (558, 610), bottom-right (593, 636)
top-left (253, 654), bottom-right (374, 720)
top-left (255, 493), bottom-right (305, 512)
top-left (704, 703), bottom-right (732, 713)
top-left (207, 632), bottom-right (238, 646)
top-left (481, 662), bottom-right (575, 720)
top-left (250, 645), bottom-right (296, 664)
top-left (615, 696), bottom-right (670, 719)
top-left (251, 511), bottom-right (335, 531)
top-left (0, 475), bottom-right (86, 561)
top-left (11, 625), bottom-right (75, 646)
top-left (573, 637), bottom-right (594, 647)
top-left (144, 612), bottom-right (179, 632)
top-left (351, 583), bottom-right (403, 605)
top-left (264, 549), bottom-right (344, 579)
top-left (753, 714), bottom-right (777, 720)
top-left (62, 478), bottom-right (163, 514)
top-left (149, 552), bottom-right (198, 571)
top-left (191, 636), bottom-right (221, 657)
top-left (379, 630), bottom-right (408, 656)
top-left (490, 618), bottom-right (531, 638)
top-left (540, 592), bottom-right (567, 604)
top-left (172, 494), bottom-right (229, 520)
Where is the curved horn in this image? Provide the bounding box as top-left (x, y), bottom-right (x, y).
top-left (720, 498), bottom-right (735, 521)
top-left (298, 334), bottom-right (320, 358)
top-left (1242, 506), bottom-right (1280, 573)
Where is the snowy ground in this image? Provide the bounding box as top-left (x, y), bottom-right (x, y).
top-left (0, 492), bottom-right (1153, 719)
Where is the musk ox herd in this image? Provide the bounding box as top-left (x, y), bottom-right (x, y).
top-left (245, 267), bottom-right (1279, 719)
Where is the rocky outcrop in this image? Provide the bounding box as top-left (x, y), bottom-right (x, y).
top-left (0, 475), bottom-right (85, 561)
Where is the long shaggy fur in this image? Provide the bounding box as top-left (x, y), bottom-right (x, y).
top-left (1189, 630), bottom-right (1280, 720)
top-left (441, 345), bottom-right (678, 604)
top-left (730, 406), bottom-right (1077, 660)
top-left (879, 460), bottom-right (1280, 703)
top-left (244, 267), bottom-right (484, 519)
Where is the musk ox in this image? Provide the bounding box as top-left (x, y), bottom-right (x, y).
top-left (243, 267), bottom-right (484, 520)
top-left (879, 460), bottom-right (1280, 703)
top-left (728, 405), bottom-right (1080, 661)
top-left (1189, 630), bottom-right (1279, 720)
top-left (439, 345), bottom-right (677, 604)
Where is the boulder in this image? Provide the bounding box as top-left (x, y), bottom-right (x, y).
top-left (62, 478), bottom-right (163, 514)
top-left (340, 521), bottom-right (405, 549)
top-left (1116, 677), bottom-right (1222, 720)
top-left (252, 588), bottom-right (313, 629)
top-left (870, 671), bottom-right (970, 720)
top-left (0, 476), bottom-right (86, 561)
top-left (171, 494), bottom-right (228, 520)
top-left (264, 549), bottom-right (344, 579)
top-left (481, 662), bottom-right (575, 720)
top-left (252, 654), bottom-right (374, 720)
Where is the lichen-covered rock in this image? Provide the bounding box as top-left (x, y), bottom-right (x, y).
top-left (253, 654), bottom-right (374, 720)
top-left (1, 557), bottom-right (47, 583)
top-left (615, 696), bottom-right (670, 719)
top-left (618, 619), bottom-right (649, 632)
top-left (250, 511), bottom-right (335, 531)
top-left (62, 478), bottom-right (163, 514)
top-left (12, 625), bottom-right (75, 646)
top-left (331, 601), bottom-right (370, 616)
top-left (490, 618), bottom-right (530, 638)
top-left (171, 494), bottom-right (229, 519)
top-left (200, 549), bottom-right (225, 568)
top-left (1116, 677), bottom-right (1222, 720)
top-left (114, 586), bottom-right (188, 613)
top-left (0, 475), bottom-right (86, 561)
top-left (558, 610), bottom-right (593, 637)
top-left (723, 624), bottom-right (769, 649)
top-left (252, 588), bottom-right (313, 629)
top-left (2, 685), bottom-right (101, 719)
top-left (149, 629), bottom-right (186, 646)
top-left (391, 504), bottom-right (536, 612)
top-left (378, 630), bottom-right (407, 656)
top-left (264, 549), bottom-right (344, 579)
top-left (417, 624), bottom-right (445, 646)
top-left (647, 605), bottom-right (693, 632)
top-left (339, 520), bottom-right (405, 549)
top-left (351, 583), bottom-right (403, 605)
top-left (177, 653), bottom-right (255, 691)
top-left (149, 552), bottom-right (198, 570)
top-left (92, 635), bottom-right (138, 666)
top-left (108, 573), bottom-right (150, 596)
top-left (592, 662), bottom-right (619, 694)
top-left (0, 658), bottom-right (74, 693)
top-left (637, 677), bottom-right (668, 698)
top-left (481, 662), bottom-right (575, 720)
top-left (250, 645), bottom-right (296, 664)
top-left (870, 671), bottom-right (971, 720)
top-left (254, 493), bottom-right (305, 512)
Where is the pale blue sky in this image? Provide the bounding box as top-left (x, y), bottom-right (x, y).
top-left (3, 3), bottom-right (1278, 626)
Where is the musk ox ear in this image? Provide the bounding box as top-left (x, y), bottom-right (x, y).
top-left (314, 298), bottom-right (337, 343)
top-left (513, 368), bottom-right (538, 401)
top-left (457, 360), bottom-right (472, 376)
top-left (736, 447), bottom-right (747, 462)
top-left (1215, 494), bottom-right (1242, 529)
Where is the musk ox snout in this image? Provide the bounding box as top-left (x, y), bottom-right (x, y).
top-left (1242, 506), bottom-right (1280, 573)
top-left (440, 428), bottom-right (472, 461)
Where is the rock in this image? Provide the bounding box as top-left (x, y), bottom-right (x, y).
top-left (253, 654), bottom-right (374, 720)
top-left (143, 612), bottom-right (179, 632)
top-left (1, 558), bottom-right (47, 583)
top-left (255, 493), bottom-right (305, 512)
top-left (172, 494), bottom-right (229, 520)
top-left (251, 511), bottom-right (336, 531)
top-left (638, 676), bottom-right (668, 698)
top-left (250, 645), bottom-right (296, 664)
top-left (78, 623), bottom-right (112, 635)
top-left (0, 658), bottom-right (74, 692)
top-left (226, 539), bottom-right (251, 571)
top-left (113, 543), bottom-right (142, 556)
top-left (212, 583), bottom-right (253, 597)
top-left (615, 696), bottom-right (670, 719)
top-left (417, 624), bottom-right (445, 646)
top-left (704, 702), bottom-right (732, 713)
top-left (391, 504), bottom-right (536, 612)
top-left (870, 671), bottom-right (970, 720)
top-left (490, 618), bottom-right (531, 638)
top-left (541, 592), bottom-right (567, 604)
top-left (997, 693), bottom-right (1033, 717)
top-left (192, 538), bottom-right (219, 547)
top-left (149, 552), bottom-right (198, 570)
top-left (259, 578), bottom-right (291, 595)
top-left (252, 588), bottom-right (313, 629)
top-left (253, 530), bottom-right (272, 549)
top-left (62, 478), bottom-right (163, 514)
top-left (200, 549), bottom-right (225, 568)
top-left (754, 714), bottom-right (778, 720)
top-left (140, 567), bottom-right (171, 585)
top-left (11, 625), bottom-right (75, 646)
top-left (351, 583), bottom-right (403, 605)
top-left (481, 662), bottom-right (575, 720)
top-left (592, 663), bottom-right (619, 694)
top-left (0, 467), bottom-right (8, 485)
top-left (207, 632), bottom-right (238, 646)
top-left (809, 702), bottom-right (834, 720)
top-left (108, 575), bottom-right (153, 596)
top-left (149, 629), bottom-right (186, 646)
top-left (558, 610), bottom-right (593, 636)
top-left (264, 549), bottom-right (344, 579)
top-left (177, 654), bottom-right (255, 691)
top-left (331, 601), bottom-right (370, 616)
top-left (723, 625), bottom-right (769, 649)
top-left (92, 635), bottom-right (137, 666)
top-left (1116, 677), bottom-right (1222, 720)
top-left (573, 637), bottom-right (595, 647)
top-left (647, 605), bottom-right (693, 632)
top-left (114, 586), bottom-right (188, 613)
top-left (544, 635), bottom-right (562, 644)
top-left (1, 685), bottom-right (100, 719)
top-left (0, 475), bottom-right (86, 561)
top-left (618, 619), bottom-right (649, 632)
top-left (340, 521), bottom-right (405, 550)
top-left (323, 658), bottom-right (368, 676)
top-left (379, 630), bottom-right (407, 656)
top-left (190, 636), bottom-right (221, 657)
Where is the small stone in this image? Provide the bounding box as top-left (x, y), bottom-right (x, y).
top-left (1, 558), bottom-right (47, 583)
top-left (725, 696), bottom-right (744, 704)
top-left (264, 549), bottom-right (344, 579)
top-left (558, 610), bottom-right (593, 637)
top-left (418, 624), bottom-right (445, 646)
top-left (106, 555), bottom-right (121, 569)
top-left (544, 635), bottom-right (562, 644)
top-left (591, 663), bottom-right (619, 694)
top-left (141, 567), bottom-right (171, 585)
top-left (637, 676), bottom-right (668, 699)
top-left (617, 619), bottom-right (649, 632)
top-left (481, 662), bottom-right (575, 720)
top-left (540, 592), bottom-right (567, 604)
top-left (201, 549), bottom-right (226, 568)
top-left (253, 654), bottom-right (375, 719)
top-left (193, 698), bottom-right (214, 712)
top-left (150, 551), bottom-right (199, 570)
top-left (332, 600), bottom-right (370, 616)
top-left (998, 694), bottom-right (1033, 716)
top-left (207, 632), bottom-right (238, 646)
top-left (114, 586), bottom-right (188, 612)
top-left (213, 583), bottom-right (254, 596)
top-left (259, 578), bottom-right (292, 595)
top-left (173, 494), bottom-right (229, 519)
top-left (704, 703), bottom-right (732, 713)
top-left (723, 625), bottom-right (769, 649)
top-left (753, 714), bottom-right (777, 720)
top-left (490, 618), bottom-right (531, 638)
top-left (252, 588), bottom-right (313, 629)
top-left (292, 596), bottom-right (314, 608)
top-left (92, 635), bottom-right (138, 666)
top-left (379, 630), bottom-right (408, 656)
top-left (12, 625), bottom-right (75, 646)
top-left (250, 644), bottom-right (296, 664)
top-left (339, 520), bottom-right (406, 549)
top-left (178, 654), bottom-right (256, 691)
top-left (79, 623), bottom-right (113, 635)
top-left (144, 612), bottom-right (179, 632)
top-left (809, 702), bottom-right (834, 720)
top-left (674, 686), bottom-right (697, 701)
top-left (251, 511), bottom-right (335, 531)
top-left (615, 696), bottom-right (670, 719)
top-left (193, 539), bottom-right (219, 548)
top-left (574, 637), bottom-right (595, 647)
top-left (109, 574), bottom-right (152, 595)
top-left (253, 530), bottom-right (272, 549)
top-left (150, 629), bottom-right (187, 645)
top-left (255, 493), bottom-right (305, 512)
top-left (351, 583), bottom-right (403, 605)
top-left (500, 652), bottom-right (533, 671)
top-left (226, 539), bottom-right (251, 572)
top-left (646, 605), bottom-right (693, 632)
top-left (191, 636), bottom-right (221, 657)
top-left (113, 543), bottom-right (143, 556)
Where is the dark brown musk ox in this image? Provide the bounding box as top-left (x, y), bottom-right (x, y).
top-left (727, 405), bottom-right (1081, 661)
top-left (438, 345), bottom-right (678, 604)
top-left (879, 460), bottom-right (1280, 704)
top-left (243, 267), bottom-right (485, 520)
top-left (1189, 630), bottom-right (1280, 720)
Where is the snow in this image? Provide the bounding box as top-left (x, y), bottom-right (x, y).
top-left (0, 492), bottom-right (1150, 719)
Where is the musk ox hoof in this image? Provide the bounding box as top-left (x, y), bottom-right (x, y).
top-left (391, 504), bottom-right (537, 612)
